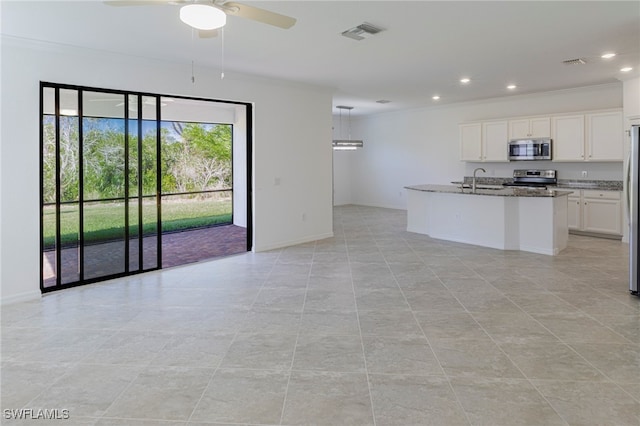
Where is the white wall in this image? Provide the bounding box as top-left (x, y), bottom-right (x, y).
top-left (333, 151), bottom-right (353, 206)
top-left (622, 76), bottom-right (640, 121)
top-left (0, 36), bottom-right (334, 303)
top-left (335, 84), bottom-right (624, 209)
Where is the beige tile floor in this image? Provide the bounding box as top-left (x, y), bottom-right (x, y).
top-left (2, 205), bottom-right (639, 425)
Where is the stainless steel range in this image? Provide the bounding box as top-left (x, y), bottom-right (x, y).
top-left (502, 169), bottom-right (557, 189)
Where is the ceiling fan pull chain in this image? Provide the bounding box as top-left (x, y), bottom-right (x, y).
top-left (191, 60), bottom-right (195, 84)
top-left (220, 27), bottom-right (225, 80)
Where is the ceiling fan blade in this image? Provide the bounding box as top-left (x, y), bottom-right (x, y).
top-left (103, 1), bottom-right (175, 6)
top-left (198, 29), bottom-right (219, 38)
top-left (222, 2), bottom-right (296, 29)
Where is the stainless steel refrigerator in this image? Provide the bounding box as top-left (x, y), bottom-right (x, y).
top-left (630, 124), bottom-right (640, 295)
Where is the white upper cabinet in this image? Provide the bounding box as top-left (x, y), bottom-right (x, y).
top-left (460, 123), bottom-right (482, 161)
top-left (459, 121), bottom-right (508, 162)
top-left (509, 117), bottom-right (551, 139)
top-left (552, 115), bottom-right (585, 161)
top-left (461, 109), bottom-right (622, 163)
top-left (551, 110), bottom-right (623, 162)
top-left (586, 111), bottom-right (623, 161)
top-left (482, 121), bottom-right (509, 162)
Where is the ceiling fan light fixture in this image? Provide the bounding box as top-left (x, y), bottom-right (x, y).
top-left (180, 4), bottom-right (227, 30)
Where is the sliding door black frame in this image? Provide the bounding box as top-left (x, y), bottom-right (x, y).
top-left (39, 82), bottom-right (253, 293)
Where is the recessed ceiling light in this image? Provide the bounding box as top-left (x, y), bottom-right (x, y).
top-left (601, 53), bottom-right (616, 59)
top-left (376, 99), bottom-right (391, 104)
top-left (460, 78), bottom-right (470, 84)
top-left (507, 84), bottom-right (517, 90)
top-left (432, 95), bottom-right (440, 100)
top-left (621, 67), bottom-right (633, 72)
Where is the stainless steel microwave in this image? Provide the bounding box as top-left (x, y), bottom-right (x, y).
top-left (508, 138), bottom-right (552, 160)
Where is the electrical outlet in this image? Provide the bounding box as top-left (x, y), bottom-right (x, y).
top-left (581, 171), bottom-right (588, 178)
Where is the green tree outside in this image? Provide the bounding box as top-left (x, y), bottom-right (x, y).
top-left (42, 116), bottom-right (233, 247)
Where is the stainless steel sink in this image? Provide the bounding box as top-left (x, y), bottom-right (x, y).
top-left (454, 182), bottom-right (504, 191)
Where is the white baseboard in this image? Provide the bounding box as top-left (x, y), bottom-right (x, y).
top-left (1, 290), bottom-right (41, 306)
top-left (518, 245), bottom-right (557, 256)
top-left (255, 232), bottom-right (334, 252)
top-left (349, 202), bottom-right (406, 211)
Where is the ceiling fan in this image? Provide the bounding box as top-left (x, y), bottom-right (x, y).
top-left (104, 0), bottom-right (296, 35)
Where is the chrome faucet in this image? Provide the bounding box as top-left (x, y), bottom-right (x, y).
top-left (472, 168), bottom-right (486, 192)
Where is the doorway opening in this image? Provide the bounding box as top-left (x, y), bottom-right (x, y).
top-left (40, 82), bottom-right (252, 292)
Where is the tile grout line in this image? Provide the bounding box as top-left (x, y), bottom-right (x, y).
top-left (483, 274), bottom-right (638, 387)
top-left (459, 260), bottom-right (576, 425)
top-left (277, 240), bottom-right (315, 425)
top-left (185, 248), bottom-right (283, 424)
top-left (398, 234), bottom-right (474, 426)
top-left (349, 208), bottom-right (378, 426)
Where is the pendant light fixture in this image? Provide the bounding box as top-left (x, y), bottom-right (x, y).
top-left (180, 4), bottom-right (227, 30)
top-left (332, 106), bottom-right (364, 150)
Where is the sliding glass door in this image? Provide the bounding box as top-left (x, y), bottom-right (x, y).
top-left (40, 83), bottom-right (251, 292)
top-left (41, 86), bottom-right (161, 290)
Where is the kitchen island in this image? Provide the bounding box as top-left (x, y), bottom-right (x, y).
top-left (405, 184), bottom-right (573, 255)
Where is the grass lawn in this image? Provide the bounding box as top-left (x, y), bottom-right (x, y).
top-left (43, 197), bottom-right (232, 248)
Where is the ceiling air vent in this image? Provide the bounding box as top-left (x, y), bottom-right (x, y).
top-left (562, 58), bottom-right (587, 65)
top-left (341, 22), bottom-right (385, 41)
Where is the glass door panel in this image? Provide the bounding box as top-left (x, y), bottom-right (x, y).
top-left (82, 91), bottom-right (127, 280)
top-left (128, 199), bottom-right (140, 271)
top-left (41, 87), bottom-right (57, 288)
top-left (127, 94), bottom-right (141, 272)
top-left (59, 89), bottom-right (80, 284)
top-left (141, 96), bottom-right (160, 270)
top-left (83, 200), bottom-right (126, 280)
top-left (143, 196), bottom-right (159, 270)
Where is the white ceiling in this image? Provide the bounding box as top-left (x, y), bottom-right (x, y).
top-left (2, 1), bottom-right (639, 116)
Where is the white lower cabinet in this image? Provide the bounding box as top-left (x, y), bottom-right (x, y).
top-left (568, 195), bottom-right (582, 230)
top-left (567, 190), bottom-right (622, 236)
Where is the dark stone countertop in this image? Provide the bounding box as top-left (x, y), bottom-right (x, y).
top-left (406, 184), bottom-right (573, 198)
top-left (461, 177), bottom-right (623, 191)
